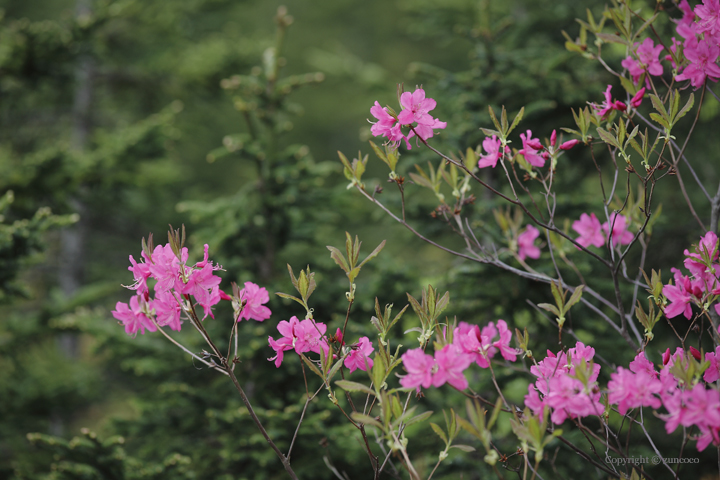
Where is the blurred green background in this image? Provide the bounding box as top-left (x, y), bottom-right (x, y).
top-left (1, 0), bottom-right (719, 478)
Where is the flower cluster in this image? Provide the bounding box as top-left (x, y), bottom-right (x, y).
top-left (477, 129), bottom-right (577, 171)
top-left (607, 348), bottom-right (720, 451)
top-left (113, 243), bottom-right (271, 336)
top-left (268, 318), bottom-right (374, 373)
top-left (400, 319), bottom-right (519, 391)
top-left (673, 0), bottom-right (720, 88)
top-left (662, 231), bottom-right (720, 321)
top-left (572, 211), bottom-right (634, 248)
top-left (369, 88), bottom-right (446, 148)
top-left (525, 342), bottom-right (603, 425)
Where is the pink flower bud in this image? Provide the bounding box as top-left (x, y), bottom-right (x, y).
top-left (614, 101), bottom-right (627, 112)
top-left (662, 348), bottom-right (671, 365)
top-left (559, 139), bottom-right (580, 150)
top-left (541, 151), bottom-right (550, 160)
top-left (550, 130), bottom-right (557, 147)
top-left (630, 88), bottom-right (645, 109)
top-left (689, 346), bottom-right (702, 361)
top-left (219, 289), bottom-right (233, 301)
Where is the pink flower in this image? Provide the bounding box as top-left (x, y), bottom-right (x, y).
top-left (493, 320), bottom-right (518, 362)
top-left (675, 39), bottom-right (720, 88)
top-left (432, 344), bottom-right (472, 390)
top-left (630, 87), bottom-right (646, 109)
top-left (629, 352), bottom-right (658, 377)
top-left (370, 101), bottom-right (409, 148)
top-left (126, 253), bottom-right (152, 296)
top-left (237, 281), bottom-right (272, 322)
top-left (154, 290), bottom-right (182, 331)
top-left (525, 342), bottom-right (602, 424)
top-left (477, 135), bottom-right (509, 168)
top-left (267, 316), bottom-right (300, 368)
top-left (293, 318), bottom-right (329, 356)
top-left (148, 244), bottom-right (191, 293)
top-left (397, 88), bottom-right (438, 126)
top-left (572, 213), bottom-right (605, 248)
top-left (663, 268), bottom-right (698, 319)
top-left (608, 367), bottom-right (662, 415)
top-left (518, 130), bottom-right (545, 167)
top-left (683, 231), bottom-right (719, 278)
top-left (546, 374), bottom-right (603, 424)
top-left (704, 346), bottom-right (720, 382)
top-left (194, 285), bottom-right (221, 320)
top-left (518, 225), bottom-right (541, 260)
top-left (602, 212), bottom-right (634, 246)
top-left (400, 348), bottom-right (435, 390)
top-left (112, 295), bottom-right (157, 337)
top-left (593, 85), bottom-right (627, 118)
top-left (621, 38), bottom-right (664, 84)
top-left (344, 337), bottom-right (374, 373)
top-left (453, 321), bottom-right (496, 368)
top-left (696, 0), bottom-right (720, 36)
top-left (177, 262), bottom-right (222, 296)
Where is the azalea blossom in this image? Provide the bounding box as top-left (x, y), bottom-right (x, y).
top-left (675, 38), bottom-right (720, 88)
top-left (432, 344), bottom-right (472, 390)
top-left (477, 135), bottom-right (509, 168)
top-left (518, 130), bottom-right (545, 167)
top-left (237, 281), bottom-right (272, 322)
top-left (572, 213), bottom-right (604, 248)
top-left (517, 225), bottom-right (541, 260)
top-left (696, 0), bottom-right (720, 36)
top-left (112, 295), bottom-right (157, 337)
top-left (344, 336), bottom-right (374, 373)
top-left (602, 212), bottom-right (634, 246)
top-left (593, 85), bottom-right (627, 118)
top-left (400, 348), bottom-right (435, 390)
top-left (621, 38), bottom-right (664, 84)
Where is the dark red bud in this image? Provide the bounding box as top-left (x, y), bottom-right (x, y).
top-left (689, 346), bottom-right (702, 361)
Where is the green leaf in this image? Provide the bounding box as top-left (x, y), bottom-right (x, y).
top-left (369, 141), bottom-right (387, 163)
top-left (508, 107), bottom-right (524, 136)
top-left (480, 127), bottom-right (501, 138)
top-left (358, 240), bottom-right (386, 268)
top-left (488, 106), bottom-right (502, 133)
top-left (430, 422), bottom-right (448, 444)
top-left (633, 13), bottom-right (658, 39)
top-left (538, 303), bottom-right (561, 317)
top-left (299, 353), bottom-right (323, 379)
top-left (595, 32), bottom-right (628, 45)
top-left (335, 380), bottom-right (375, 396)
top-left (596, 127), bottom-right (621, 149)
top-left (450, 444), bottom-right (476, 452)
top-left (351, 412), bottom-right (383, 429)
top-left (404, 410), bottom-right (433, 427)
top-left (275, 292), bottom-right (306, 308)
top-left (327, 246), bottom-right (350, 273)
top-left (649, 113), bottom-right (670, 130)
top-left (675, 93), bottom-right (695, 123)
top-left (564, 285), bottom-right (584, 313)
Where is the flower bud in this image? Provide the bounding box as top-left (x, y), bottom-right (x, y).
top-left (559, 139), bottom-right (579, 150)
top-left (630, 87), bottom-right (646, 109)
top-left (662, 348), bottom-right (671, 365)
top-left (550, 130), bottom-right (557, 147)
top-left (689, 346), bottom-right (702, 361)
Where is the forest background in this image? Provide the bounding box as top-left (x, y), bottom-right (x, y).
top-left (1, 0), bottom-right (718, 478)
